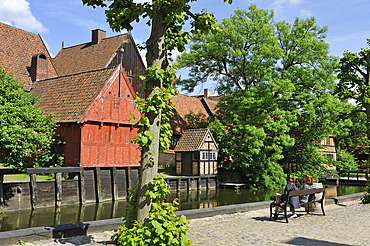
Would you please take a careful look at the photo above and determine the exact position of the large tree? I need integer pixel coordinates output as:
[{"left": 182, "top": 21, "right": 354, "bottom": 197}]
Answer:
[
  {"left": 335, "top": 40, "right": 370, "bottom": 166},
  {"left": 0, "top": 67, "right": 58, "bottom": 169},
  {"left": 178, "top": 5, "right": 341, "bottom": 187},
  {"left": 82, "top": 0, "right": 232, "bottom": 223}
]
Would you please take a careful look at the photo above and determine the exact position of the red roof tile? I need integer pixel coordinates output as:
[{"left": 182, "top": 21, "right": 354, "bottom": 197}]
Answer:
[
  {"left": 172, "top": 94, "right": 209, "bottom": 118},
  {"left": 53, "top": 34, "right": 127, "bottom": 76},
  {"left": 0, "top": 22, "right": 57, "bottom": 90},
  {"left": 31, "top": 67, "right": 116, "bottom": 123},
  {"left": 174, "top": 129, "right": 210, "bottom": 152}
]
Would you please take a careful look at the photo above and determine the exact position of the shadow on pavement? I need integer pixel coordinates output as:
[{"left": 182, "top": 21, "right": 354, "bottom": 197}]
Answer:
[{"left": 285, "top": 237, "right": 353, "bottom": 246}]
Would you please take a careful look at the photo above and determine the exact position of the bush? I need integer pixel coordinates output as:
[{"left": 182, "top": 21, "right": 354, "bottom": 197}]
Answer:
[
  {"left": 361, "top": 185, "right": 370, "bottom": 204},
  {"left": 111, "top": 174, "right": 191, "bottom": 246}
]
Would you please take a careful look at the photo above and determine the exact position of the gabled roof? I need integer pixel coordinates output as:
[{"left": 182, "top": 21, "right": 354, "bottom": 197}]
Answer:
[
  {"left": 0, "top": 22, "right": 57, "bottom": 90},
  {"left": 172, "top": 94, "right": 210, "bottom": 118},
  {"left": 175, "top": 129, "right": 216, "bottom": 152},
  {"left": 170, "top": 94, "right": 218, "bottom": 135},
  {"left": 31, "top": 67, "right": 116, "bottom": 123},
  {"left": 53, "top": 33, "right": 128, "bottom": 76}
]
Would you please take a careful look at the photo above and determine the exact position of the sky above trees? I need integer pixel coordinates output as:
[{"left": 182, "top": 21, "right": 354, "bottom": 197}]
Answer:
[{"left": 1, "top": 0, "right": 370, "bottom": 95}]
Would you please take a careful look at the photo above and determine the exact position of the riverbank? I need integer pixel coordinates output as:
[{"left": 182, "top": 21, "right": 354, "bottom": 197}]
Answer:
[{"left": 0, "top": 192, "right": 365, "bottom": 245}]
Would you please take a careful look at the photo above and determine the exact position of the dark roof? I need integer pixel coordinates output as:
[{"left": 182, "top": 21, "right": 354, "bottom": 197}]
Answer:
[
  {"left": 53, "top": 34, "right": 127, "bottom": 76},
  {"left": 0, "top": 22, "right": 57, "bottom": 90},
  {"left": 174, "top": 129, "right": 210, "bottom": 152},
  {"left": 31, "top": 67, "right": 116, "bottom": 123}
]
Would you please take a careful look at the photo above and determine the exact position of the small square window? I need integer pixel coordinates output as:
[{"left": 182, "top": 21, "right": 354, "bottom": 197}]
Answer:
[
  {"left": 193, "top": 153, "right": 198, "bottom": 160},
  {"left": 210, "top": 152, "right": 217, "bottom": 160},
  {"left": 327, "top": 154, "right": 333, "bottom": 159},
  {"left": 201, "top": 152, "right": 208, "bottom": 160}
]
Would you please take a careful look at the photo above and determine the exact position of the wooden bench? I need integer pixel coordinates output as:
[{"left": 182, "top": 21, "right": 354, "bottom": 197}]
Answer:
[{"left": 269, "top": 187, "right": 326, "bottom": 223}]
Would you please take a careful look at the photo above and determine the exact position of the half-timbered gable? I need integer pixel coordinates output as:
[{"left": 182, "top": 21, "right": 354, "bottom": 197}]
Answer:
[{"left": 174, "top": 129, "right": 218, "bottom": 176}]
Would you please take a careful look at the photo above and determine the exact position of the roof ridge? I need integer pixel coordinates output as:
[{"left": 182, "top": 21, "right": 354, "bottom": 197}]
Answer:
[
  {"left": 0, "top": 21, "right": 39, "bottom": 36},
  {"left": 58, "top": 33, "right": 127, "bottom": 50},
  {"left": 35, "top": 66, "right": 117, "bottom": 83},
  {"left": 184, "top": 128, "right": 208, "bottom": 132}
]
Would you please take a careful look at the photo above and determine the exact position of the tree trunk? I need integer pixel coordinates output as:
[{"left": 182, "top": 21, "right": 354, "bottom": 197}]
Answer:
[{"left": 135, "top": 5, "right": 167, "bottom": 224}]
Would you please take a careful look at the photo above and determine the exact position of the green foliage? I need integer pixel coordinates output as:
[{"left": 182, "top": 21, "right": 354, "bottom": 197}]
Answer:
[
  {"left": 0, "top": 66, "right": 58, "bottom": 169},
  {"left": 209, "top": 89, "right": 293, "bottom": 189},
  {"left": 17, "top": 239, "right": 25, "bottom": 245},
  {"left": 130, "top": 65, "right": 179, "bottom": 153},
  {"left": 335, "top": 39, "right": 370, "bottom": 159},
  {"left": 361, "top": 185, "right": 370, "bottom": 204},
  {"left": 34, "top": 134, "right": 65, "bottom": 168},
  {"left": 179, "top": 5, "right": 343, "bottom": 188},
  {"left": 82, "top": 0, "right": 231, "bottom": 53},
  {"left": 184, "top": 111, "right": 209, "bottom": 129},
  {"left": 332, "top": 150, "right": 358, "bottom": 172},
  {"left": 112, "top": 175, "right": 190, "bottom": 246}
]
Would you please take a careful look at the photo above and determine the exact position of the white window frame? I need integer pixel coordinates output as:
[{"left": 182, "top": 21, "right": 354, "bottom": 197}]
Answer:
[
  {"left": 210, "top": 151, "right": 217, "bottom": 160},
  {"left": 201, "top": 151, "right": 208, "bottom": 160}
]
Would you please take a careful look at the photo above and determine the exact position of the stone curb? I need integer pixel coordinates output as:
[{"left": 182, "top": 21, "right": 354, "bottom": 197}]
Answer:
[{"left": 0, "top": 192, "right": 365, "bottom": 245}]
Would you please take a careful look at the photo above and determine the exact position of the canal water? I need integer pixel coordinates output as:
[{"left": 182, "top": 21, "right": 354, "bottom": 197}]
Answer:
[{"left": 0, "top": 185, "right": 364, "bottom": 232}]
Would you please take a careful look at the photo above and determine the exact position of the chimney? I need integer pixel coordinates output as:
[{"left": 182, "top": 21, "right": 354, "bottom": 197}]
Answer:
[
  {"left": 30, "top": 53, "right": 49, "bottom": 83},
  {"left": 204, "top": 89, "right": 211, "bottom": 99},
  {"left": 92, "top": 29, "right": 106, "bottom": 44}
]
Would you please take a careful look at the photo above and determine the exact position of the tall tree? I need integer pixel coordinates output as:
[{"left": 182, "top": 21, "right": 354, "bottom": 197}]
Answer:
[
  {"left": 82, "top": 0, "right": 232, "bottom": 223},
  {"left": 335, "top": 40, "right": 370, "bottom": 166},
  {"left": 179, "top": 5, "right": 340, "bottom": 187},
  {"left": 0, "top": 67, "right": 58, "bottom": 169}
]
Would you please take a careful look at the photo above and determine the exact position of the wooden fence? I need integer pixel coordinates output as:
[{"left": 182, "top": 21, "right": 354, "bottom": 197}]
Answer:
[{"left": 0, "top": 168, "right": 217, "bottom": 211}]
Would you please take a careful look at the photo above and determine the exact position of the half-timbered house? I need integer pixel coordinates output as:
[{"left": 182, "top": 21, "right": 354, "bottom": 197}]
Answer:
[{"left": 174, "top": 129, "right": 218, "bottom": 175}]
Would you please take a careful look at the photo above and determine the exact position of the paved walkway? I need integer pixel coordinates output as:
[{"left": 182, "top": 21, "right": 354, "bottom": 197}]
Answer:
[{"left": 10, "top": 199, "right": 370, "bottom": 245}]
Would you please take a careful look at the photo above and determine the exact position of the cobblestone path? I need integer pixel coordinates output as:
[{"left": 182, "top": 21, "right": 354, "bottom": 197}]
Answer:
[{"left": 11, "top": 200, "right": 370, "bottom": 246}]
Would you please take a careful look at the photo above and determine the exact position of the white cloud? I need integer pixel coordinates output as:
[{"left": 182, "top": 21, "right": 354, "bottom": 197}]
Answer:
[
  {"left": 0, "top": 0, "right": 48, "bottom": 33},
  {"left": 299, "top": 9, "right": 312, "bottom": 18},
  {"left": 269, "top": 0, "right": 303, "bottom": 14}
]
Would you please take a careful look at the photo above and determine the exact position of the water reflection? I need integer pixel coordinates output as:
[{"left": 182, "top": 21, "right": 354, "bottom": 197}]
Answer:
[
  {"left": 0, "top": 184, "right": 364, "bottom": 232},
  {"left": 0, "top": 201, "right": 126, "bottom": 232}
]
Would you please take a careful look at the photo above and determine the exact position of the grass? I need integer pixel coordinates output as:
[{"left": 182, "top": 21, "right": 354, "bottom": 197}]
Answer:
[
  {"left": 0, "top": 163, "right": 62, "bottom": 182},
  {"left": 4, "top": 174, "right": 56, "bottom": 183}
]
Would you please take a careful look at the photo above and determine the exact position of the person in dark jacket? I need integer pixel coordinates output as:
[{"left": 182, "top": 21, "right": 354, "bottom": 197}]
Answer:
[{"left": 273, "top": 177, "right": 300, "bottom": 219}]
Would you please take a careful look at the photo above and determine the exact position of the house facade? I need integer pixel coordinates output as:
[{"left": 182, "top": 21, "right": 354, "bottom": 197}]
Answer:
[
  {"left": 1, "top": 24, "right": 143, "bottom": 168},
  {"left": 31, "top": 66, "right": 141, "bottom": 167},
  {"left": 158, "top": 89, "right": 218, "bottom": 168},
  {"left": 174, "top": 129, "right": 218, "bottom": 175}
]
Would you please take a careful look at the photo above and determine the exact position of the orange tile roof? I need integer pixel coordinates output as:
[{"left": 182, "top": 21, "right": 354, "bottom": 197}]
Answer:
[
  {"left": 172, "top": 94, "right": 209, "bottom": 118},
  {"left": 174, "top": 129, "right": 210, "bottom": 152},
  {"left": 31, "top": 67, "right": 116, "bottom": 123},
  {"left": 53, "top": 34, "right": 127, "bottom": 76},
  {"left": 0, "top": 22, "right": 57, "bottom": 90},
  {"left": 170, "top": 94, "right": 218, "bottom": 135}
]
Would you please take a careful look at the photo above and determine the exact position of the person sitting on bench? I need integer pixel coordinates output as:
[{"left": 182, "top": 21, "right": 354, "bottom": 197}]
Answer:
[
  {"left": 299, "top": 174, "right": 313, "bottom": 203},
  {"left": 273, "top": 177, "right": 300, "bottom": 219}
]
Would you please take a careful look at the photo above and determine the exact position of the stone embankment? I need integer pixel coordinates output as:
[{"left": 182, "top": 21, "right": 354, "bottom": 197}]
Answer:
[{"left": 4, "top": 193, "right": 370, "bottom": 245}]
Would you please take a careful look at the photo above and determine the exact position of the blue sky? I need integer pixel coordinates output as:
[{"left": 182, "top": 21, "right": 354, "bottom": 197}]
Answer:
[{"left": 1, "top": 0, "right": 370, "bottom": 95}]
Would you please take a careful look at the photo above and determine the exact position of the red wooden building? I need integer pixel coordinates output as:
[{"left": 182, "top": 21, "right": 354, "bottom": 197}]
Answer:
[{"left": 31, "top": 66, "right": 142, "bottom": 167}]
